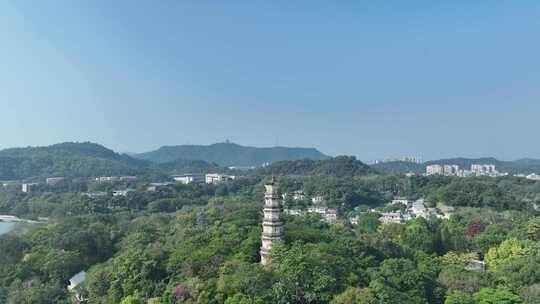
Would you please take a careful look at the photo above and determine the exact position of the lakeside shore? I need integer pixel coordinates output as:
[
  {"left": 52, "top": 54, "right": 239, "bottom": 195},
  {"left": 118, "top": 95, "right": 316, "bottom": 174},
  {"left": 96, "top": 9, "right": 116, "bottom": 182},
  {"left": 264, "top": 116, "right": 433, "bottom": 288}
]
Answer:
[{"left": 0, "top": 215, "right": 45, "bottom": 224}]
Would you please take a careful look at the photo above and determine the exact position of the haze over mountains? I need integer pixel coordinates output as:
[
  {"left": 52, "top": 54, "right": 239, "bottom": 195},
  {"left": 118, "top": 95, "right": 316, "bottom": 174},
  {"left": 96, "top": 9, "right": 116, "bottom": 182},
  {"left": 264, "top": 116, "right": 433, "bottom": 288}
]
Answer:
[
  {"left": 0, "top": 142, "right": 329, "bottom": 180},
  {"left": 1, "top": 141, "right": 539, "bottom": 180},
  {"left": 133, "top": 142, "right": 330, "bottom": 167}
]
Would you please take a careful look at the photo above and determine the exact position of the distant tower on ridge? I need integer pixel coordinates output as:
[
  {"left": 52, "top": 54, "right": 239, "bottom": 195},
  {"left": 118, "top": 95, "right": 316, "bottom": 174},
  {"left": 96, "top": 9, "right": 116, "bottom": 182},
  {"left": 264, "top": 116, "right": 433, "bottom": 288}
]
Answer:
[{"left": 260, "top": 177, "right": 284, "bottom": 266}]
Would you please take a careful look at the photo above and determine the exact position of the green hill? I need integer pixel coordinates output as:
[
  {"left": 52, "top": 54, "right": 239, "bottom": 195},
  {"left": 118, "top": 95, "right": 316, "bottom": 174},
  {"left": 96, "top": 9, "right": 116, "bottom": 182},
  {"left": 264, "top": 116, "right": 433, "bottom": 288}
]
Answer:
[
  {"left": 156, "top": 159, "right": 222, "bottom": 175},
  {"left": 134, "top": 142, "right": 330, "bottom": 167},
  {"left": 0, "top": 142, "right": 149, "bottom": 180},
  {"left": 370, "top": 161, "right": 425, "bottom": 175},
  {"left": 0, "top": 142, "right": 235, "bottom": 180},
  {"left": 255, "top": 156, "right": 375, "bottom": 177}
]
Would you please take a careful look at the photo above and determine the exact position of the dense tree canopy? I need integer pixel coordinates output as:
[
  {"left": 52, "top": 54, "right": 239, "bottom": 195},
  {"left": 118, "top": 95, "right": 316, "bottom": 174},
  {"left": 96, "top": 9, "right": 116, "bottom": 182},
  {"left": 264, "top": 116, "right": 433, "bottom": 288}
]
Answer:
[{"left": 0, "top": 157, "right": 539, "bottom": 303}]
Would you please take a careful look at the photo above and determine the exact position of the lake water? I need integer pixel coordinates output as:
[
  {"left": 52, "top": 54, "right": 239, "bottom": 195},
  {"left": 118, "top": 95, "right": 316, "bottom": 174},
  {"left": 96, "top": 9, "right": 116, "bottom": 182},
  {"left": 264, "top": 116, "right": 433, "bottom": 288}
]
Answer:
[{"left": 0, "top": 222, "right": 16, "bottom": 235}]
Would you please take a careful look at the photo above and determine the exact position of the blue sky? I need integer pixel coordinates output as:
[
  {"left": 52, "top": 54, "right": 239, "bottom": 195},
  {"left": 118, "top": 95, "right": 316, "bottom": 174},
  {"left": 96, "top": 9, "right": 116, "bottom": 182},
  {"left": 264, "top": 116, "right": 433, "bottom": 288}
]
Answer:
[{"left": 0, "top": 1, "right": 539, "bottom": 161}]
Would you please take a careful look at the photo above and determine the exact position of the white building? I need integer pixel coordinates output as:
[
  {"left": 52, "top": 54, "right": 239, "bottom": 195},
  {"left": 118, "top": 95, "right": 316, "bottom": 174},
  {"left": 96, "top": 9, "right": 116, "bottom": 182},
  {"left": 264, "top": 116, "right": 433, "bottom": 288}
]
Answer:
[
  {"left": 410, "top": 199, "right": 428, "bottom": 218},
  {"left": 1, "top": 180, "right": 19, "bottom": 187},
  {"left": 96, "top": 176, "right": 137, "bottom": 183},
  {"left": 465, "top": 259, "right": 486, "bottom": 272},
  {"left": 83, "top": 191, "right": 107, "bottom": 199},
  {"left": 471, "top": 164, "right": 497, "bottom": 176},
  {"left": 21, "top": 183, "right": 38, "bottom": 193},
  {"left": 147, "top": 182, "right": 174, "bottom": 191},
  {"left": 526, "top": 173, "right": 540, "bottom": 181},
  {"left": 391, "top": 197, "right": 409, "bottom": 205},
  {"left": 292, "top": 190, "right": 306, "bottom": 201},
  {"left": 284, "top": 209, "right": 303, "bottom": 216},
  {"left": 68, "top": 270, "right": 86, "bottom": 303},
  {"left": 307, "top": 206, "right": 337, "bottom": 222},
  {"left": 426, "top": 165, "right": 444, "bottom": 176},
  {"left": 426, "top": 164, "right": 460, "bottom": 176},
  {"left": 284, "top": 206, "right": 338, "bottom": 223},
  {"left": 379, "top": 212, "right": 402, "bottom": 224},
  {"left": 68, "top": 270, "right": 86, "bottom": 290},
  {"left": 312, "top": 195, "right": 325, "bottom": 204},
  {"left": 205, "top": 173, "right": 235, "bottom": 184},
  {"left": 376, "top": 157, "right": 423, "bottom": 164},
  {"left": 46, "top": 177, "right": 65, "bottom": 185},
  {"left": 402, "top": 213, "right": 413, "bottom": 221},
  {"left": 444, "top": 165, "right": 459, "bottom": 176},
  {"left": 112, "top": 189, "right": 135, "bottom": 197},
  {"left": 436, "top": 212, "right": 452, "bottom": 220},
  {"left": 457, "top": 170, "right": 473, "bottom": 177},
  {"left": 172, "top": 174, "right": 204, "bottom": 184},
  {"left": 324, "top": 208, "right": 338, "bottom": 222}
]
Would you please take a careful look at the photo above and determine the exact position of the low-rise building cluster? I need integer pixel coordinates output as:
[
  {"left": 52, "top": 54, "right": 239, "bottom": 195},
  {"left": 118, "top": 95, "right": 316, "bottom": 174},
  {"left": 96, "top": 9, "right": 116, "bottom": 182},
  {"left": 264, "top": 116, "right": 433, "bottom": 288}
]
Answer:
[
  {"left": 205, "top": 173, "right": 235, "bottom": 184},
  {"left": 391, "top": 197, "right": 409, "bottom": 205},
  {"left": 21, "top": 182, "right": 39, "bottom": 193},
  {"left": 83, "top": 191, "right": 107, "bottom": 199},
  {"left": 516, "top": 173, "right": 540, "bottom": 181},
  {"left": 172, "top": 174, "right": 204, "bottom": 184},
  {"left": 426, "top": 164, "right": 506, "bottom": 177},
  {"left": 282, "top": 192, "right": 337, "bottom": 222},
  {"left": 171, "top": 173, "right": 236, "bottom": 184},
  {"left": 1, "top": 180, "right": 19, "bottom": 187},
  {"left": 351, "top": 196, "right": 452, "bottom": 225},
  {"left": 112, "top": 189, "right": 135, "bottom": 197},
  {"left": 146, "top": 182, "right": 174, "bottom": 192},
  {"left": 287, "top": 190, "right": 305, "bottom": 201},
  {"left": 46, "top": 177, "right": 65, "bottom": 185},
  {"left": 95, "top": 176, "right": 137, "bottom": 183},
  {"left": 379, "top": 212, "right": 402, "bottom": 224},
  {"left": 285, "top": 206, "right": 338, "bottom": 223},
  {"left": 374, "top": 157, "right": 423, "bottom": 164},
  {"left": 282, "top": 191, "right": 326, "bottom": 204}
]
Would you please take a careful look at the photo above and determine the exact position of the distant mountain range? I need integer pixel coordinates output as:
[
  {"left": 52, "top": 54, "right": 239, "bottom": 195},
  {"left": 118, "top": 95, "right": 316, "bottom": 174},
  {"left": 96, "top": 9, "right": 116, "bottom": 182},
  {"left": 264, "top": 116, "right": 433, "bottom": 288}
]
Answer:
[
  {"left": 372, "top": 157, "right": 540, "bottom": 175},
  {"left": 133, "top": 142, "right": 330, "bottom": 167},
  {"left": 0, "top": 142, "right": 329, "bottom": 180},
  {"left": 2, "top": 142, "right": 538, "bottom": 180}
]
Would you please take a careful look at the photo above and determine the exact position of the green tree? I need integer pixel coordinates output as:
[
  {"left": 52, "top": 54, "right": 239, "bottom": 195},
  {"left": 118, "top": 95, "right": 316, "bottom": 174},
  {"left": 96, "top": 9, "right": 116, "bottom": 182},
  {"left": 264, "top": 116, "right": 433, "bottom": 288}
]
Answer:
[
  {"left": 355, "top": 213, "right": 380, "bottom": 233},
  {"left": 485, "top": 239, "right": 537, "bottom": 271},
  {"left": 330, "top": 287, "right": 376, "bottom": 304},
  {"left": 474, "top": 288, "right": 523, "bottom": 304},
  {"left": 402, "top": 219, "right": 435, "bottom": 253},
  {"left": 527, "top": 217, "right": 540, "bottom": 241},
  {"left": 445, "top": 290, "right": 475, "bottom": 304},
  {"left": 519, "top": 283, "right": 540, "bottom": 304},
  {"left": 271, "top": 242, "right": 344, "bottom": 303},
  {"left": 121, "top": 293, "right": 145, "bottom": 304},
  {"left": 216, "top": 260, "right": 272, "bottom": 302},
  {"left": 6, "top": 279, "right": 68, "bottom": 304}
]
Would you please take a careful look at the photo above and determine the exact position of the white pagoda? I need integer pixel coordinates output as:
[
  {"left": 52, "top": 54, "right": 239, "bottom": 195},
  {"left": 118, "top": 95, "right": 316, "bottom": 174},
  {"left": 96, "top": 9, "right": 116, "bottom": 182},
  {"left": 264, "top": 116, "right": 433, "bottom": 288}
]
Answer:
[{"left": 260, "top": 177, "right": 284, "bottom": 265}]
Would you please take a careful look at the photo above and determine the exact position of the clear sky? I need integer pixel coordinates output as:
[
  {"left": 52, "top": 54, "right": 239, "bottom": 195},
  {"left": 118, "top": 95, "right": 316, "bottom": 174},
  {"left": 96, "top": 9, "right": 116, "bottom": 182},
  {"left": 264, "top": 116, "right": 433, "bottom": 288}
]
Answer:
[{"left": 1, "top": 1, "right": 539, "bottom": 161}]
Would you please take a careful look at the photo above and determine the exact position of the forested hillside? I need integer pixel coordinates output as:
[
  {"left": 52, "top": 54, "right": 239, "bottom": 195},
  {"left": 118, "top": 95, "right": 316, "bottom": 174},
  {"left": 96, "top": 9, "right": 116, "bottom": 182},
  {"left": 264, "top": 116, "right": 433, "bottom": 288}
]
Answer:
[
  {"left": 156, "top": 159, "right": 223, "bottom": 175},
  {"left": 0, "top": 142, "right": 148, "bottom": 180},
  {"left": 0, "top": 142, "right": 229, "bottom": 180},
  {"left": 371, "top": 161, "right": 425, "bottom": 174},
  {"left": 256, "top": 156, "right": 375, "bottom": 177},
  {"left": 134, "top": 142, "right": 329, "bottom": 166}
]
